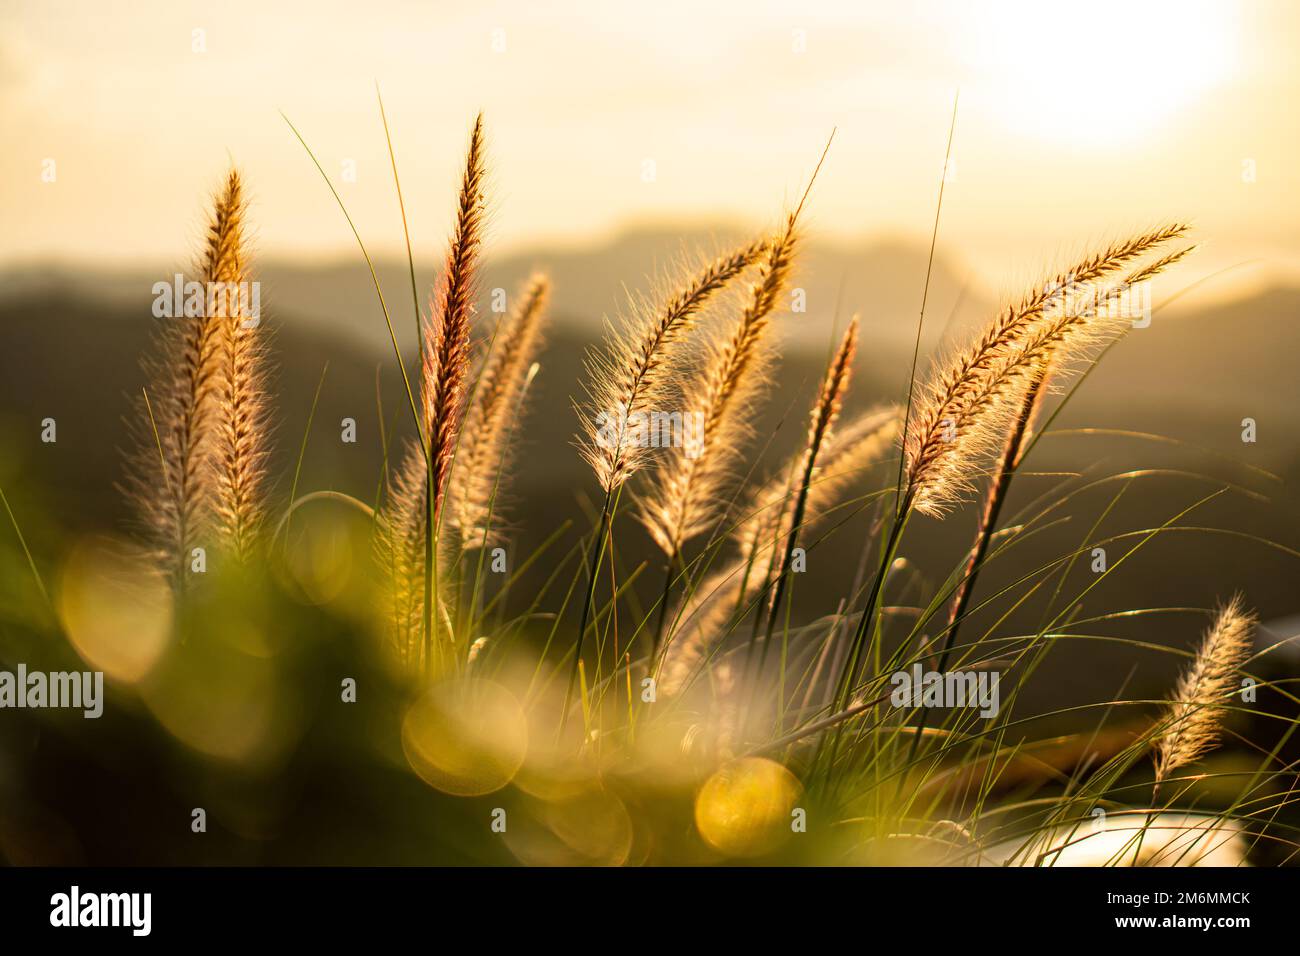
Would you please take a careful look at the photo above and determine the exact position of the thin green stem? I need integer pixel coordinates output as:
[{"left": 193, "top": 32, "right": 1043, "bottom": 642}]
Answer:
[
  {"left": 0, "top": 484, "right": 50, "bottom": 611},
  {"left": 562, "top": 484, "right": 616, "bottom": 734}
]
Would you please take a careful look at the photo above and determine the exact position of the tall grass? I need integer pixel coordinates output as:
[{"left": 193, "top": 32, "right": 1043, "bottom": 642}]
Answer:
[
  {"left": 64, "top": 111, "right": 1299, "bottom": 865},
  {"left": 125, "top": 169, "right": 268, "bottom": 581}
]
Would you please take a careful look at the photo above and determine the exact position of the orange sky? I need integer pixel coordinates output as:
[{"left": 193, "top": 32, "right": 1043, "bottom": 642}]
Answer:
[{"left": 3, "top": 0, "right": 1297, "bottom": 302}]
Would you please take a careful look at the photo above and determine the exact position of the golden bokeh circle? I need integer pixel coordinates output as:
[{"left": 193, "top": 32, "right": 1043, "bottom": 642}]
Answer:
[
  {"left": 402, "top": 678, "right": 528, "bottom": 796},
  {"left": 544, "top": 788, "right": 634, "bottom": 866},
  {"left": 282, "top": 509, "right": 357, "bottom": 606},
  {"left": 57, "top": 535, "right": 173, "bottom": 684},
  {"left": 694, "top": 757, "right": 802, "bottom": 858}
]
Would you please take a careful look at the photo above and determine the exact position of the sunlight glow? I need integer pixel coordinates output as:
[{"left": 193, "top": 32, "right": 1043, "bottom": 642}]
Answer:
[{"left": 963, "top": 0, "right": 1238, "bottom": 147}]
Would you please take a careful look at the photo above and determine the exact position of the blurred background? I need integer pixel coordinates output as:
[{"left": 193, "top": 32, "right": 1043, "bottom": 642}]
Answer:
[{"left": 1, "top": 0, "right": 1298, "bottom": 863}]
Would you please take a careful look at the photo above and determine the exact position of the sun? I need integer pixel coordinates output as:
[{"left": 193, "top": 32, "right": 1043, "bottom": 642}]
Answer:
[{"left": 961, "top": 0, "right": 1238, "bottom": 148}]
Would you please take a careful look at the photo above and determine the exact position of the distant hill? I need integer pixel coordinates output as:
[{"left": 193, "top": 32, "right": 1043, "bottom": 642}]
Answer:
[{"left": 0, "top": 226, "right": 987, "bottom": 358}]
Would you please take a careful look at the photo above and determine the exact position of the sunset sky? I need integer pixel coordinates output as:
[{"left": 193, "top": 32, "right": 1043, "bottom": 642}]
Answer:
[{"left": 3, "top": 0, "right": 1297, "bottom": 299}]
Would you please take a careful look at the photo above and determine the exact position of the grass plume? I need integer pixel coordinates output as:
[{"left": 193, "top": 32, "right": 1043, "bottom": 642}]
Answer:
[
  {"left": 453, "top": 273, "right": 550, "bottom": 549},
  {"left": 423, "top": 112, "right": 486, "bottom": 524},
  {"left": 211, "top": 171, "right": 271, "bottom": 562},
  {"left": 942, "top": 243, "right": 1197, "bottom": 652},
  {"left": 759, "top": 315, "right": 860, "bottom": 641},
  {"left": 577, "top": 239, "right": 766, "bottom": 494},
  {"left": 904, "top": 224, "right": 1191, "bottom": 517},
  {"left": 381, "top": 113, "right": 487, "bottom": 667},
  {"left": 1153, "top": 597, "right": 1256, "bottom": 792},
  {"left": 638, "top": 218, "right": 801, "bottom": 558},
  {"left": 125, "top": 168, "right": 248, "bottom": 583}
]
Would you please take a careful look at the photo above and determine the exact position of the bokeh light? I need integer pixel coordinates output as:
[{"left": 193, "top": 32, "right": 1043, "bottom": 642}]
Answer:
[
  {"left": 694, "top": 757, "right": 802, "bottom": 858},
  {"left": 402, "top": 678, "right": 528, "bottom": 796},
  {"left": 57, "top": 535, "right": 173, "bottom": 684}
]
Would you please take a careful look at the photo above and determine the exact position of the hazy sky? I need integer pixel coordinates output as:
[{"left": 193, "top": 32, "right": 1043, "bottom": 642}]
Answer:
[{"left": 3, "top": 0, "right": 1298, "bottom": 298}]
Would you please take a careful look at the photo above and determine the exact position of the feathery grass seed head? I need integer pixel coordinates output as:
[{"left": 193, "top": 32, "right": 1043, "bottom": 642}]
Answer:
[{"left": 1154, "top": 596, "right": 1255, "bottom": 786}]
